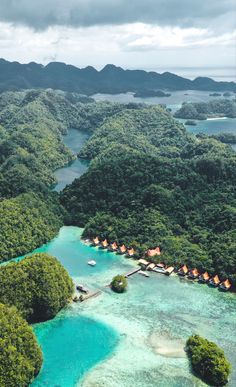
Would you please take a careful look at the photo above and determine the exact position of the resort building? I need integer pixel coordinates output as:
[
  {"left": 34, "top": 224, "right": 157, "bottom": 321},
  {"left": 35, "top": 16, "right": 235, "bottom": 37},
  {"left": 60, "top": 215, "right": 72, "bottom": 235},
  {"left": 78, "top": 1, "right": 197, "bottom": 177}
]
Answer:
[
  {"left": 219, "top": 279, "right": 231, "bottom": 291},
  {"left": 178, "top": 264, "right": 188, "bottom": 276},
  {"left": 101, "top": 239, "right": 108, "bottom": 249},
  {"left": 138, "top": 259, "right": 149, "bottom": 269},
  {"left": 147, "top": 263, "right": 156, "bottom": 271},
  {"left": 165, "top": 266, "right": 174, "bottom": 276},
  {"left": 109, "top": 242, "right": 118, "bottom": 251},
  {"left": 198, "top": 271, "right": 210, "bottom": 283},
  {"left": 188, "top": 268, "right": 199, "bottom": 279},
  {"left": 209, "top": 275, "right": 221, "bottom": 287},
  {"left": 92, "top": 237, "right": 100, "bottom": 246},
  {"left": 147, "top": 247, "right": 161, "bottom": 257},
  {"left": 127, "top": 248, "right": 135, "bottom": 257},
  {"left": 118, "top": 244, "right": 127, "bottom": 254}
]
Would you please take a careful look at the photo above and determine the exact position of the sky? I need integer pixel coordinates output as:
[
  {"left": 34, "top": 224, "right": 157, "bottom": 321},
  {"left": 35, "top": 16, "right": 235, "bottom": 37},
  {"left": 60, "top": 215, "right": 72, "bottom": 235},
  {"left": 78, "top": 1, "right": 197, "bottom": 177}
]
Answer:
[{"left": 0, "top": 0, "right": 235, "bottom": 77}]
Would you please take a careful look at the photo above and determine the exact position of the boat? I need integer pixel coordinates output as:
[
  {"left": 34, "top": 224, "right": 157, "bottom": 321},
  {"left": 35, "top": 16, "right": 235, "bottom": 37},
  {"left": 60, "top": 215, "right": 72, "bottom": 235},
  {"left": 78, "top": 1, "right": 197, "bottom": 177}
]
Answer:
[
  {"left": 208, "top": 275, "right": 220, "bottom": 287},
  {"left": 153, "top": 266, "right": 166, "bottom": 274},
  {"left": 198, "top": 271, "right": 210, "bottom": 283},
  {"left": 139, "top": 271, "right": 150, "bottom": 277},
  {"left": 188, "top": 268, "right": 199, "bottom": 280},
  {"left": 178, "top": 264, "right": 188, "bottom": 276},
  {"left": 219, "top": 279, "right": 231, "bottom": 291},
  {"left": 88, "top": 260, "right": 96, "bottom": 266},
  {"left": 76, "top": 284, "right": 89, "bottom": 294},
  {"left": 165, "top": 266, "right": 174, "bottom": 276}
]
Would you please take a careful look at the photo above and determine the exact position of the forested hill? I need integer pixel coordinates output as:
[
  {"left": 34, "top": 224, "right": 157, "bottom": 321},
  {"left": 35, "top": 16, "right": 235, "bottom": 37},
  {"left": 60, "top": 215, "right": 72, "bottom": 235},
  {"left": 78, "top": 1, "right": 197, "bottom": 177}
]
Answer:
[
  {"left": 61, "top": 105, "right": 236, "bottom": 287},
  {"left": 0, "top": 89, "right": 144, "bottom": 262},
  {"left": 0, "top": 58, "right": 236, "bottom": 94}
]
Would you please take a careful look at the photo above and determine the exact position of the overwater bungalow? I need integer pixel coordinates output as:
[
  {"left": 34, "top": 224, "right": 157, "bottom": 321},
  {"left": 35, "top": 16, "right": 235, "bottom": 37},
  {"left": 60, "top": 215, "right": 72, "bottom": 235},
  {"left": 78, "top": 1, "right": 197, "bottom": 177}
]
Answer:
[
  {"left": 219, "top": 279, "right": 232, "bottom": 291},
  {"left": 156, "top": 262, "right": 165, "bottom": 269},
  {"left": 101, "top": 239, "right": 108, "bottom": 249},
  {"left": 92, "top": 236, "right": 100, "bottom": 246},
  {"left": 165, "top": 266, "right": 174, "bottom": 276},
  {"left": 138, "top": 258, "right": 149, "bottom": 269},
  {"left": 109, "top": 242, "right": 118, "bottom": 251},
  {"left": 198, "top": 271, "right": 210, "bottom": 283},
  {"left": 147, "top": 247, "right": 161, "bottom": 257},
  {"left": 188, "top": 268, "right": 199, "bottom": 280},
  {"left": 126, "top": 248, "right": 135, "bottom": 257},
  {"left": 209, "top": 275, "right": 220, "bottom": 287},
  {"left": 178, "top": 265, "right": 188, "bottom": 276},
  {"left": 147, "top": 263, "right": 156, "bottom": 271},
  {"left": 118, "top": 244, "right": 127, "bottom": 254}
]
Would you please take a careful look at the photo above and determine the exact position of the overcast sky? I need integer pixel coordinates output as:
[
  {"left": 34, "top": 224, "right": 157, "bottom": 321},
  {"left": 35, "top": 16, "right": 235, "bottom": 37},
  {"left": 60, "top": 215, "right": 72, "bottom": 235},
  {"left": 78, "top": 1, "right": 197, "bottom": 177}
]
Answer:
[{"left": 0, "top": 0, "right": 235, "bottom": 77}]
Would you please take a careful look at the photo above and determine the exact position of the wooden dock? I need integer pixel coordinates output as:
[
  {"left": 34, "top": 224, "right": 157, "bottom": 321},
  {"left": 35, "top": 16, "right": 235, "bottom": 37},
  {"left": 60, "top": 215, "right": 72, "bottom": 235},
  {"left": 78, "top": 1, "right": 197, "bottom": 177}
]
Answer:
[
  {"left": 80, "top": 290, "right": 102, "bottom": 302},
  {"left": 124, "top": 267, "right": 141, "bottom": 278}
]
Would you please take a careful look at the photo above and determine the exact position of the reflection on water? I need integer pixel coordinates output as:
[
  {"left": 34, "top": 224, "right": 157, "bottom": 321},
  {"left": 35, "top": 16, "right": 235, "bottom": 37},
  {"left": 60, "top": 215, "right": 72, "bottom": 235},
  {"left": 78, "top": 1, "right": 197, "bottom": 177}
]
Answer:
[{"left": 54, "top": 129, "right": 89, "bottom": 192}]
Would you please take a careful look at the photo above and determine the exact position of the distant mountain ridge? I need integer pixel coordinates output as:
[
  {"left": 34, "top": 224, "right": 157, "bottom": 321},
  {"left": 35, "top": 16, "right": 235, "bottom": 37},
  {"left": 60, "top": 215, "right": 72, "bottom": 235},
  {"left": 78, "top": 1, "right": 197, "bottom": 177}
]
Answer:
[{"left": 0, "top": 58, "right": 235, "bottom": 95}]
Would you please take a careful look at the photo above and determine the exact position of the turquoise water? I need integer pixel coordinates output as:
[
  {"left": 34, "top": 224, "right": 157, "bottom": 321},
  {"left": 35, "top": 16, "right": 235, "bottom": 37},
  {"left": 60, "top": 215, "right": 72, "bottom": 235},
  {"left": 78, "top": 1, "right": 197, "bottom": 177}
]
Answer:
[
  {"left": 54, "top": 129, "right": 89, "bottom": 192},
  {"left": 27, "top": 227, "right": 236, "bottom": 387},
  {"left": 184, "top": 117, "right": 236, "bottom": 136},
  {"left": 32, "top": 312, "right": 118, "bottom": 387}
]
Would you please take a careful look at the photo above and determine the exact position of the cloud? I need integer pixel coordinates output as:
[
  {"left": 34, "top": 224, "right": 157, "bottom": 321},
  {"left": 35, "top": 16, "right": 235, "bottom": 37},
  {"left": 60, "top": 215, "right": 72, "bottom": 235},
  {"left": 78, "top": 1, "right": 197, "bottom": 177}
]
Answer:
[{"left": 1, "top": 0, "right": 235, "bottom": 31}]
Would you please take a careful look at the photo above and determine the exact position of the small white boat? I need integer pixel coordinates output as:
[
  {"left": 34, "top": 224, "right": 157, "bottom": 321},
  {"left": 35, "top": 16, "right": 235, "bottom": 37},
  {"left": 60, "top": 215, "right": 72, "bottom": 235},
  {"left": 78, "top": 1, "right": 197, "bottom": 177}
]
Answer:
[
  {"left": 88, "top": 260, "right": 96, "bottom": 266},
  {"left": 139, "top": 270, "right": 150, "bottom": 277},
  {"left": 153, "top": 267, "right": 166, "bottom": 274}
]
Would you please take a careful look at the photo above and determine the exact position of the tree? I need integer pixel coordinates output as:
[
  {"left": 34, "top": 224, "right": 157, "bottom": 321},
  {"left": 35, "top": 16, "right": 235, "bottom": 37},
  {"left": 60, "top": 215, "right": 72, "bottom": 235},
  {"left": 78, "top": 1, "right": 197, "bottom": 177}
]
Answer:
[
  {"left": 0, "top": 303, "right": 42, "bottom": 387},
  {"left": 111, "top": 275, "right": 128, "bottom": 293},
  {"left": 186, "top": 335, "right": 231, "bottom": 386},
  {"left": 0, "top": 253, "right": 74, "bottom": 322}
]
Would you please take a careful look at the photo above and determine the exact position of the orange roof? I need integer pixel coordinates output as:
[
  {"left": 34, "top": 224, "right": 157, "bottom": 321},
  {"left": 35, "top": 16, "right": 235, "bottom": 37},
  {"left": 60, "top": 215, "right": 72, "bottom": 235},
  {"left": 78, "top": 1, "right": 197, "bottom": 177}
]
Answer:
[
  {"left": 212, "top": 275, "right": 220, "bottom": 284},
  {"left": 190, "top": 268, "right": 199, "bottom": 276},
  {"left": 165, "top": 266, "right": 174, "bottom": 273},
  {"left": 202, "top": 271, "right": 210, "bottom": 280},
  {"left": 147, "top": 247, "right": 161, "bottom": 257},
  {"left": 101, "top": 239, "right": 108, "bottom": 247},
  {"left": 120, "top": 245, "right": 126, "bottom": 253},
  {"left": 156, "top": 263, "right": 165, "bottom": 268},
  {"left": 93, "top": 237, "right": 99, "bottom": 244},
  {"left": 111, "top": 242, "right": 118, "bottom": 249},
  {"left": 127, "top": 248, "right": 134, "bottom": 255},
  {"left": 221, "top": 279, "right": 231, "bottom": 289},
  {"left": 179, "top": 265, "right": 188, "bottom": 274}
]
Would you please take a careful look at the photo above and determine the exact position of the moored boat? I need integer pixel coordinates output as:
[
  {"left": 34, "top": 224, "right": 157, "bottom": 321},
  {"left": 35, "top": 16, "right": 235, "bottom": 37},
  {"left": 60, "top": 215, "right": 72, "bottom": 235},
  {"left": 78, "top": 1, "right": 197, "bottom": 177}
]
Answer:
[
  {"left": 76, "top": 284, "right": 89, "bottom": 294},
  {"left": 219, "top": 279, "right": 231, "bottom": 291},
  {"left": 153, "top": 266, "right": 166, "bottom": 274},
  {"left": 139, "top": 270, "right": 150, "bottom": 277},
  {"left": 88, "top": 260, "right": 96, "bottom": 266}
]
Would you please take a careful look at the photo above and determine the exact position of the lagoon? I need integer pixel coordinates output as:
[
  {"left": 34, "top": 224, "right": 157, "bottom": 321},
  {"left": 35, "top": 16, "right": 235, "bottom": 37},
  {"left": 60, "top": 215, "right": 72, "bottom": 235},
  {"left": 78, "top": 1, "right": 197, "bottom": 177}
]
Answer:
[{"left": 29, "top": 227, "right": 236, "bottom": 387}]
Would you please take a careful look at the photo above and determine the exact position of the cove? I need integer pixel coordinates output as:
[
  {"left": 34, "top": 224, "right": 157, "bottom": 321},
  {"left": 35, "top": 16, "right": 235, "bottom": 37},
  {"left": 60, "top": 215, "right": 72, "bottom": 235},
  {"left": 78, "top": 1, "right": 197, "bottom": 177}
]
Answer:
[
  {"left": 54, "top": 128, "right": 90, "bottom": 192},
  {"left": 28, "top": 226, "right": 236, "bottom": 387}
]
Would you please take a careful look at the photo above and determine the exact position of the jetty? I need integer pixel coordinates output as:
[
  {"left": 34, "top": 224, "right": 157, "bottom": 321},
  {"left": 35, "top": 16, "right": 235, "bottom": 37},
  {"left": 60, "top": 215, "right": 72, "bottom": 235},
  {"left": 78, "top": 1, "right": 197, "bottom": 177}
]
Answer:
[
  {"left": 124, "top": 267, "right": 141, "bottom": 278},
  {"left": 79, "top": 290, "right": 102, "bottom": 302}
]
